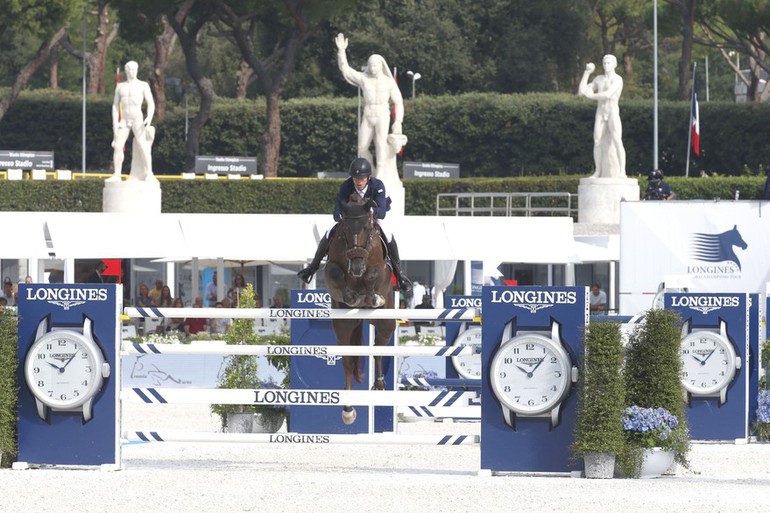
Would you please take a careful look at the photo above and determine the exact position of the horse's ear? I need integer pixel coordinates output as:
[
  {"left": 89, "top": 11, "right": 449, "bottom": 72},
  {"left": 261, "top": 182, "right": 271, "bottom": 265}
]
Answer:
[{"left": 364, "top": 199, "right": 374, "bottom": 211}]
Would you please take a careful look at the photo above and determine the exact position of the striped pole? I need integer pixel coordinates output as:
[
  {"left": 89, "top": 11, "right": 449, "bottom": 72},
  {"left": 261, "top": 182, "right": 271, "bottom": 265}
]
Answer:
[
  {"left": 124, "top": 431, "right": 479, "bottom": 445},
  {"left": 124, "top": 306, "right": 479, "bottom": 322},
  {"left": 399, "top": 377, "right": 481, "bottom": 388},
  {"left": 124, "top": 388, "right": 479, "bottom": 407},
  {"left": 123, "top": 343, "right": 476, "bottom": 357}
]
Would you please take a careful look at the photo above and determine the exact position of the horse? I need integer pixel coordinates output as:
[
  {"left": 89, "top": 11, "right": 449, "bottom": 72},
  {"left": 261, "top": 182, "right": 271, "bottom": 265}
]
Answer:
[{"left": 324, "top": 193, "right": 396, "bottom": 425}]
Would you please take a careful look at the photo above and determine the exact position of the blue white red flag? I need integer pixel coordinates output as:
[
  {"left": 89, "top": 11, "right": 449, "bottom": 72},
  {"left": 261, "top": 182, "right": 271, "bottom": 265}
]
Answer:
[{"left": 691, "top": 70, "right": 700, "bottom": 158}]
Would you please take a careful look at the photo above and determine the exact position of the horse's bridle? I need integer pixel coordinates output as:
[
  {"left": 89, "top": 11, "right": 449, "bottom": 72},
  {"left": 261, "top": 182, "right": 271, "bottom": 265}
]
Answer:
[{"left": 340, "top": 211, "right": 375, "bottom": 274}]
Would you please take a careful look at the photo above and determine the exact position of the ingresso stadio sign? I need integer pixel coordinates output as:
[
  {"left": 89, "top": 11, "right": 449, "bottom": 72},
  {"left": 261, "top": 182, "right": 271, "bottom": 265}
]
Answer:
[
  {"left": 0, "top": 150, "right": 54, "bottom": 170},
  {"left": 194, "top": 155, "right": 257, "bottom": 174},
  {"left": 403, "top": 161, "right": 460, "bottom": 179}
]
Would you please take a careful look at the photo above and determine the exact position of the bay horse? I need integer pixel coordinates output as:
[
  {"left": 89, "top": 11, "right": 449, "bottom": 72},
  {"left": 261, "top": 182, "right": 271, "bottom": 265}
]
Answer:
[{"left": 324, "top": 193, "right": 396, "bottom": 424}]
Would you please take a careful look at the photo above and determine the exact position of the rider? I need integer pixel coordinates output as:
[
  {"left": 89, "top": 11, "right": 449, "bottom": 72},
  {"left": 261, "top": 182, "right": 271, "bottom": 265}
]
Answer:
[{"left": 297, "top": 157, "right": 412, "bottom": 293}]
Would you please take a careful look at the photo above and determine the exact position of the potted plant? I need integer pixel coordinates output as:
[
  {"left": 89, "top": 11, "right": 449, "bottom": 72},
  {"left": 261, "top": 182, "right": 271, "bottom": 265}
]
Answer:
[
  {"left": 210, "top": 284, "right": 288, "bottom": 433},
  {"left": 621, "top": 308, "right": 691, "bottom": 477},
  {"left": 622, "top": 405, "right": 688, "bottom": 478},
  {"left": 571, "top": 320, "right": 626, "bottom": 478}
]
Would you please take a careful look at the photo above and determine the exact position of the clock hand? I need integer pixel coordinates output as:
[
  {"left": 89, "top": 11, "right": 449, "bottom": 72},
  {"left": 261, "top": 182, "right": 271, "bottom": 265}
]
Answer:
[
  {"left": 60, "top": 350, "right": 80, "bottom": 372},
  {"left": 513, "top": 364, "right": 529, "bottom": 374},
  {"left": 690, "top": 354, "right": 704, "bottom": 364},
  {"left": 701, "top": 349, "right": 717, "bottom": 365},
  {"left": 528, "top": 357, "right": 546, "bottom": 376},
  {"left": 48, "top": 362, "right": 62, "bottom": 371}
]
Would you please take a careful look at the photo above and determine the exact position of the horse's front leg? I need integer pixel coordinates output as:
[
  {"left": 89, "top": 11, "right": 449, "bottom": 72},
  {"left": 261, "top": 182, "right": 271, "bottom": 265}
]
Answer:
[
  {"left": 341, "top": 355, "right": 357, "bottom": 425},
  {"left": 362, "top": 268, "right": 386, "bottom": 308},
  {"left": 372, "top": 355, "right": 386, "bottom": 390}
]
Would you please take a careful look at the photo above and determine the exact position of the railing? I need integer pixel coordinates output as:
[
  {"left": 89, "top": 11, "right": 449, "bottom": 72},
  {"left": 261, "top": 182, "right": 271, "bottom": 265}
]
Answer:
[{"left": 436, "top": 192, "right": 576, "bottom": 217}]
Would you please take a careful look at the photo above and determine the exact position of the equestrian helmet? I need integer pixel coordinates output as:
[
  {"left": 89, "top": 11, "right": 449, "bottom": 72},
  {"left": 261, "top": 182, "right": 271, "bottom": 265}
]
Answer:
[{"left": 349, "top": 158, "right": 372, "bottom": 177}]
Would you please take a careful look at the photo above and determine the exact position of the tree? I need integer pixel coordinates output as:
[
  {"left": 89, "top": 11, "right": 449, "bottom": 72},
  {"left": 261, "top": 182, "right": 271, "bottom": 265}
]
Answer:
[
  {"left": 0, "top": 0, "right": 84, "bottom": 121},
  {"left": 60, "top": 1, "right": 120, "bottom": 95},
  {"left": 699, "top": 0, "right": 770, "bottom": 102},
  {"left": 667, "top": 0, "right": 699, "bottom": 100},
  {"left": 213, "top": 0, "right": 353, "bottom": 177}
]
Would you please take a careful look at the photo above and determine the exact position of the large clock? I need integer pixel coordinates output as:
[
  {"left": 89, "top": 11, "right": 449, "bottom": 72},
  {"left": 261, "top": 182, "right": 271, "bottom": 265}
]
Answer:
[
  {"left": 451, "top": 323, "right": 482, "bottom": 379},
  {"left": 679, "top": 320, "right": 740, "bottom": 406},
  {"left": 490, "top": 321, "right": 578, "bottom": 429},
  {"left": 24, "top": 316, "right": 110, "bottom": 423}
]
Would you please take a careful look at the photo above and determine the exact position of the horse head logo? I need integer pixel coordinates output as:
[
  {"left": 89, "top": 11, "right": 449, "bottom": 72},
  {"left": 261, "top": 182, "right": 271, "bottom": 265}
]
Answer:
[{"left": 691, "top": 225, "right": 748, "bottom": 270}]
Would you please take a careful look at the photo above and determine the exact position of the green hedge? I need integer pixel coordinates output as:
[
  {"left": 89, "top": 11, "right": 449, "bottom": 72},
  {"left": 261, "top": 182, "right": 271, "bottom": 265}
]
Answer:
[
  {"left": 0, "top": 175, "right": 765, "bottom": 216},
  {"left": 2, "top": 90, "right": 770, "bottom": 178},
  {"left": 0, "top": 311, "right": 18, "bottom": 467}
]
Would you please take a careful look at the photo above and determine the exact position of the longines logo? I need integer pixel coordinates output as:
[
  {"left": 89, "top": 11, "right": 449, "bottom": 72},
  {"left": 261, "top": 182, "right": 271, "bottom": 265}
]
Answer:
[
  {"left": 490, "top": 289, "right": 577, "bottom": 314},
  {"left": 671, "top": 295, "right": 740, "bottom": 314},
  {"left": 449, "top": 297, "right": 482, "bottom": 308},
  {"left": 25, "top": 288, "right": 107, "bottom": 310},
  {"left": 294, "top": 291, "right": 332, "bottom": 308},
  {"left": 687, "top": 225, "right": 747, "bottom": 278}
]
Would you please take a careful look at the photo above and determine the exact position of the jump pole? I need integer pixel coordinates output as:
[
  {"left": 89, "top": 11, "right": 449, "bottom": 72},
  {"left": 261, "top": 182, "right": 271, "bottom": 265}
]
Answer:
[
  {"left": 123, "top": 307, "right": 480, "bottom": 322},
  {"left": 124, "top": 431, "right": 479, "bottom": 445}
]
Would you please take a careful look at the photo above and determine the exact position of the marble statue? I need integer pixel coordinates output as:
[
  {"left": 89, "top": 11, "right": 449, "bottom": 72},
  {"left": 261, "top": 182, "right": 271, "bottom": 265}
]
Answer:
[
  {"left": 335, "top": 33, "right": 406, "bottom": 185},
  {"left": 578, "top": 55, "right": 626, "bottom": 178},
  {"left": 108, "top": 60, "right": 156, "bottom": 182}
]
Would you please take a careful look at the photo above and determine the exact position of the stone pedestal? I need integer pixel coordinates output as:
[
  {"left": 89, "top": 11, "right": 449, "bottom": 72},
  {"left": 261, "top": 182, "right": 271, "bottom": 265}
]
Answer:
[
  {"left": 103, "top": 179, "right": 162, "bottom": 214},
  {"left": 578, "top": 177, "right": 639, "bottom": 225}
]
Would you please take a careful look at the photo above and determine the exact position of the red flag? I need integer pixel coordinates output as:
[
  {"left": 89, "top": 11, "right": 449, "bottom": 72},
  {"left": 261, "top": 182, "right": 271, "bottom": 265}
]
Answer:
[
  {"left": 102, "top": 259, "right": 122, "bottom": 283},
  {"left": 691, "top": 70, "right": 700, "bottom": 157}
]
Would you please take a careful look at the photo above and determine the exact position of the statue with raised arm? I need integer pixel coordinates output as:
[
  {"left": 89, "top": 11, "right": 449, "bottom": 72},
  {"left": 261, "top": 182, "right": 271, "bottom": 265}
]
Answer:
[
  {"left": 578, "top": 55, "right": 626, "bottom": 178},
  {"left": 108, "top": 60, "right": 156, "bottom": 182},
  {"left": 335, "top": 33, "right": 406, "bottom": 185}
]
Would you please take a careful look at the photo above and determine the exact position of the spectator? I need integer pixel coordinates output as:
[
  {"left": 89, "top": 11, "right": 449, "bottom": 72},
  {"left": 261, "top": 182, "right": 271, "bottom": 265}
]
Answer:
[
  {"left": 2, "top": 277, "right": 16, "bottom": 306},
  {"left": 148, "top": 278, "right": 164, "bottom": 303},
  {"left": 24, "top": 275, "right": 33, "bottom": 284},
  {"left": 228, "top": 273, "right": 247, "bottom": 305},
  {"left": 163, "top": 297, "right": 186, "bottom": 334},
  {"left": 86, "top": 261, "right": 106, "bottom": 283},
  {"left": 0, "top": 297, "right": 7, "bottom": 311},
  {"left": 271, "top": 294, "right": 285, "bottom": 308},
  {"left": 157, "top": 285, "right": 174, "bottom": 307},
  {"left": 184, "top": 296, "right": 207, "bottom": 337},
  {"left": 590, "top": 283, "right": 607, "bottom": 314},
  {"left": 209, "top": 301, "right": 232, "bottom": 335},
  {"left": 414, "top": 294, "right": 435, "bottom": 332},
  {"left": 135, "top": 283, "right": 153, "bottom": 307},
  {"left": 205, "top": 271, "right": 219, "bottom": 307}
]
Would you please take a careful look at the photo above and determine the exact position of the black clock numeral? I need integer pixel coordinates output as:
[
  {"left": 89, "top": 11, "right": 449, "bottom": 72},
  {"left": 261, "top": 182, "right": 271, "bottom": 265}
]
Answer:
[
  {"left": 527, "top": 399, "right": 535, "bottom": 406},
  {"left": 37, "top": 380, "right": 45, "bottom": 387},
  {"left": 85, "top": 366, "right": 92, "bottom": 373},
  {"left": 46, "top": 343, "right": 53, "bottom": 350},
  {"left": 550, "top": 385, "right": 557, "bottom": 391},
  {"left": 73, "top": 390, "right": 80, "bottom": 397},
  {"left": 512, "top": 348, "right": 520, "bottom": 354},
  {"left": 81, "top": 353, "right": 88, "bottom": 359},
  {"left": 498, "top": 371, "right": 507, "bottom": 379},
  {"left": 60, "top": 393, "right": 67, "bottom": 400},
  {"left": 554, "top": 371, "right": 562, "bottom": 378},
  {"left": 37, "top": 354, "right": 46, "bottom": 360},
  {"left": 550, "top": 357, "right": 557, "bottom": 363},
  {"left": 681, "top": 349, "right": 690, "bottom": 354},
  {"left": 34, "top": 367, "right": 40, "bottom": 374},
  {"left": 541, "top": 396, "right": 548, "bottom": 403},
  {"left": 525, "top": 343, "right": 534, "bottom": 350},
  {"left": 503, "top": 357, "right": 512, "bottom": 364},
  {"left": 700, "top": 382, "right": 707, "bottom": 388},
  {"left": 81, "top": 380, "right": 88, "bottom": 386}
]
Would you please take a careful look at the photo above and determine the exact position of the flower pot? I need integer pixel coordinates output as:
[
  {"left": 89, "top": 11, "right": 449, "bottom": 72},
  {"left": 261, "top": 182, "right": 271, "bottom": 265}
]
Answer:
[
  {"left": 226, "top": 412, "right": 255, "bottom": 433},
  {"left": 640, "top": 447, "right": 675, "bottom": 479},
  {"left": 583, "top": 452, "right": 615, "bottom": 479},
  {"left": 252, "top": 412, "right": 286, "bottom": 433}
]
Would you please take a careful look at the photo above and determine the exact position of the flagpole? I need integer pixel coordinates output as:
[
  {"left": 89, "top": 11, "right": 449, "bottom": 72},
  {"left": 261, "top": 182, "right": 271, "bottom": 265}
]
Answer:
[{"left": 685, "top": 62, "right": 696, "bottom": 178}]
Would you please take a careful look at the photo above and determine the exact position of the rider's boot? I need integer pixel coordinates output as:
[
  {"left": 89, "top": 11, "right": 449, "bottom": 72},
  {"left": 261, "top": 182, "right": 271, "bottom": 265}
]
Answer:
[
  {"left": 297, "top": 234, "right": 330, "bottom": 284},
  {"left": 386, "top": 237, "right": 412, "bottom": 293}
]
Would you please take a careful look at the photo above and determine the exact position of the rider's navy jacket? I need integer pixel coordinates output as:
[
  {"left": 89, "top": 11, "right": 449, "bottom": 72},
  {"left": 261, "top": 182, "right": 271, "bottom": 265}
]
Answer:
[{"left": 333, "top": 176, "right": 390, "bottom": 222}]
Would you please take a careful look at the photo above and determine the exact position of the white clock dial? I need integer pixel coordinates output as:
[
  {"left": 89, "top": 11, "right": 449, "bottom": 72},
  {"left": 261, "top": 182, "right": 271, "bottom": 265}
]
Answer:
[
  {"left": 491, "top": 334, "right": 572, "bottom": 416},
  {"left": 451, "top": 326, "right": 482, "bottom": 379},
  {"left": 679, "top": 331, "right": 737, "bottom": 396},
  {"left": 25, "top": 330, "right": 102, "bottom": 410}
]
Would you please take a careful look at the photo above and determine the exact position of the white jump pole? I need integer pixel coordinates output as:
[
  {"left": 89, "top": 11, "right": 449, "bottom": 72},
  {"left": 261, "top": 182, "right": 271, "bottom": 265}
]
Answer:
[
  {"left": 124, "top": 307, "right": 479, "bottom": 322},
  {"left": 123, "top": 343, "right": 476, "bottom": 357},
  {"left": 124, "top": 431, "right": 479, "bottom": 445}
]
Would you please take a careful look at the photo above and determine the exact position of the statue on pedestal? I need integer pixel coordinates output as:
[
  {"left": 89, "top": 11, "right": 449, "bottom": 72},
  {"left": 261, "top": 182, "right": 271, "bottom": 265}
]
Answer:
[
  {"left": 108, "top": 60, "right": 156, "bottom": 182},
  {"left": 335, "top": 33, "right": 406, "bottom": 186},
  {"left": 578, "top": 55, "right": 626, "bottom": 179}
]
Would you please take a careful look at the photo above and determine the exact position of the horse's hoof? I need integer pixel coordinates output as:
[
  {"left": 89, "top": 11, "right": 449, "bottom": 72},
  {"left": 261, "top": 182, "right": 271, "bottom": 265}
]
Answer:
[
  {"left": 370, "top": 294, "right": 385, "bottom": 308},
  {"left": 372, "top": 376, "right": 386, "bottom": 391},
  {"left": 342, "top": 406, "right": 357, "bottom": 425}
]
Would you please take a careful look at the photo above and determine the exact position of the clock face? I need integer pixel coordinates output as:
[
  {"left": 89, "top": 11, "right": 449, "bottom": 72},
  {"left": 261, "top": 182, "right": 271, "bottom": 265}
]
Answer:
[
  {"left": 451, "top": 326, "right": 482, "bottom": 379},
  {"left": 25, "top": 330, "right": 103, "bottom": 409},
  {"left": 679, "top": 331, "right": 737, "bottom": 396},
  {"left": 490, "top": 334, "right": 572, "bottom": 416}
]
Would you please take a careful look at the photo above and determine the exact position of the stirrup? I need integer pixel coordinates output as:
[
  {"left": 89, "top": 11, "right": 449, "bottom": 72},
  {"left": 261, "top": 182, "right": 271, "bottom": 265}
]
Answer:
[{"left": 297, "top": 266, "right": 316, "bottom": 284}]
